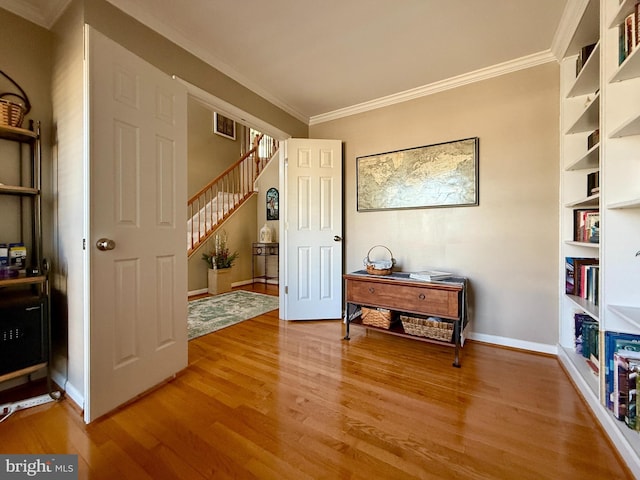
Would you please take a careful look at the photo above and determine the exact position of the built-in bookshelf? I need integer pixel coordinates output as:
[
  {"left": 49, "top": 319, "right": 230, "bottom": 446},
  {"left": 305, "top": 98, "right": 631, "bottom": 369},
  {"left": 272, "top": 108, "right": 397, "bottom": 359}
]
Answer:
[{"left": 559, "top": 0, "right": 640, "bottom": 475}]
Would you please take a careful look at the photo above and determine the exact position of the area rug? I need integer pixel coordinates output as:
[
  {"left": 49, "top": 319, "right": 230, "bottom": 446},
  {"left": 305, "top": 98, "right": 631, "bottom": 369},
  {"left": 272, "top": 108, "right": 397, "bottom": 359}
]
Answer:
[{"left": 188, "top": 290, "right": 279, "bottom": 340}]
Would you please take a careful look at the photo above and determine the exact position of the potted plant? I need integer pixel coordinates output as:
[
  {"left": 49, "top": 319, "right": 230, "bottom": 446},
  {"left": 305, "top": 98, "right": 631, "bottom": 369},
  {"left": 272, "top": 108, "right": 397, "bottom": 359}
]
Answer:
[{"left": 202, "top": 231, "right": 239, "bottom": 295}]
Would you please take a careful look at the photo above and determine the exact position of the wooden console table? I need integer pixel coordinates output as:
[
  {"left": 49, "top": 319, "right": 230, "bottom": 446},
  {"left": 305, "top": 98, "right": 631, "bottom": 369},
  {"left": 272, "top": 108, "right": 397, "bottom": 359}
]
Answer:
[{"left": 343, "top": 270, "right": 468, "bottom": 367}]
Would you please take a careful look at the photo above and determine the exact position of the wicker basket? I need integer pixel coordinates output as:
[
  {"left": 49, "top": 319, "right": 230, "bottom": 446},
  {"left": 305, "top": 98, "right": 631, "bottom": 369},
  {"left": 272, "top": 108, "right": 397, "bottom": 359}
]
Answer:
[
  {"left": 363, "top": 245, "right": 396, "bottom": 276},
  {"left": 0, "top": 70, "right": 31, "bottom": 128},
  {"left": 361, "top": 307, "right": 396, "bottom": 329},
  {"left": 400, "top": 315, "right": 454, "bottom": 341},
  {"left": 0, "top": 98, "right": 26, "bottom": 128}
]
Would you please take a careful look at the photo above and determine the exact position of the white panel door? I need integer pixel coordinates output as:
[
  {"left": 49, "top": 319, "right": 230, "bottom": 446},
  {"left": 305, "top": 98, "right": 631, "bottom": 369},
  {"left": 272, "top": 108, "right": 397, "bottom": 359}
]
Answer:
[
  {"left": 281, "top": 139, "right": 343, "bottom": 320},
  {"left": 86, "top": 27, "right": 188, "bottom": 422}
]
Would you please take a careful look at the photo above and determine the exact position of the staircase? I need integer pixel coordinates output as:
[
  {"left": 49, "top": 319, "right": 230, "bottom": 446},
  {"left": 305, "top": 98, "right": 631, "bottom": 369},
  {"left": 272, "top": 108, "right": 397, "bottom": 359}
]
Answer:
[{"left": 187, "top": 133, "right": 278, "bottom": 257}]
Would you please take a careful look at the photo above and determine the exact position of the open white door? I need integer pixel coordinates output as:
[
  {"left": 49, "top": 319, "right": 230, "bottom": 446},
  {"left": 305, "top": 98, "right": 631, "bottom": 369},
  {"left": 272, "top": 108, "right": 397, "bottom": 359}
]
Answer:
[
  {"left": 86, "top": 27, "right": 188, "bottom": 422},
  {"left": 280, "top": 139, "right": 343, "bottom": 320}
]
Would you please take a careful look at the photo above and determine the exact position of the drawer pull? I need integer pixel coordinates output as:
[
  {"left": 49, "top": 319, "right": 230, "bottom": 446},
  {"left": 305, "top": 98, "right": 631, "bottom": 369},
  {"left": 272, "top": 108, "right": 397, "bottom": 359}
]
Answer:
[
  {"left": 368, "top": 287, "right": 375, "bottom": 293},
  {"left": 418, "top": 293, "right": 426, "bottom": 300}
]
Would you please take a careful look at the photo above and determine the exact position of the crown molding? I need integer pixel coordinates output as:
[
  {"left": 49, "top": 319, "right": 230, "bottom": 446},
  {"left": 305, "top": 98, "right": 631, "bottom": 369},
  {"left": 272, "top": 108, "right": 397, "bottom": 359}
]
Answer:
[
  {"left": 550, "top": 0, "right": 590, "bottom": 60},
  {"left": 0, "top": 0, "right": 71, "bottom": 29},
  {"left": 309, "top": 50, "right": 557, "bottom": 126}
]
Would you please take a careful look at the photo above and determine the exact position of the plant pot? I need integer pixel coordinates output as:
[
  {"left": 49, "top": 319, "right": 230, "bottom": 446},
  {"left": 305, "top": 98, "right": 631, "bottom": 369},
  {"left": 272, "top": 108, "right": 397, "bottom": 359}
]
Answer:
[{"left": 207, "top": 268, "right": 232, "bottom": 295}]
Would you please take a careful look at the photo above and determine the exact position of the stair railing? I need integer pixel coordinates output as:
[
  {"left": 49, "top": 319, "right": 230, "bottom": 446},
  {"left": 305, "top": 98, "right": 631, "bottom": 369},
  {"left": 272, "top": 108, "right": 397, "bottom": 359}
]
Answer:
[{"left": 187, "top": 133, "right": 277, "bottom": 255}]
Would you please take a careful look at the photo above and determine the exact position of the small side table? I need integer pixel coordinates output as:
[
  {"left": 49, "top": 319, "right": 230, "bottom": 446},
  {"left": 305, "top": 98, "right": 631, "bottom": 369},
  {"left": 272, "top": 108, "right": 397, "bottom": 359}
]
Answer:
[{"left": 252, "top": 243, "right": 279, "bottom": 284}]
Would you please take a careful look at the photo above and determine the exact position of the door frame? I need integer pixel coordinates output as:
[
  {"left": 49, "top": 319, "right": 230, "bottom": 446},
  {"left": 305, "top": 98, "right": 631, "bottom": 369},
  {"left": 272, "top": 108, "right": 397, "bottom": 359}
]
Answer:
[{"left": 175, "top": 77, "right": 291, "bottom": 300}]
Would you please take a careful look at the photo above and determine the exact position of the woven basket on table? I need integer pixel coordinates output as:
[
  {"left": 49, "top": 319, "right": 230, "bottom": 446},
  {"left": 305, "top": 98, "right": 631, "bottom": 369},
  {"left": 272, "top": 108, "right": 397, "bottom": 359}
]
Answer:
[
  {"left": 363, "top": 245, "right": 396, "bottom": 276},
  {"left": 0, "top": 70, "right": 31, "bottom": 128},
  {"left": 400, "top": 315, "right": 454, "bottom": 341},
  {"left": 361, "top": 307, "right": 396, "bottom": 329}
]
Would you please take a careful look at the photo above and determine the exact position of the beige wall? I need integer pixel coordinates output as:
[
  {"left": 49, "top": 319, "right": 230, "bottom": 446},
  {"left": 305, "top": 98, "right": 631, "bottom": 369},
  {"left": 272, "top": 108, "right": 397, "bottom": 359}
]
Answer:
[
  {"left": 50, "top": 0, "right": 86, "bottom": 404},
  {"left": 254, "top": 154, "right": 280, "bottom": 279},
  {"left": 256, "top": 156, "right": 280, "bottom": 243},
  {"left": 188, "top": 197, "right": 257, "bottom": 291},
  {"left": 187, "top": 98, "right": 242, "bottom": 197},
  {"left": 310, "top": 63, "right": 560, "bottom": 348}
]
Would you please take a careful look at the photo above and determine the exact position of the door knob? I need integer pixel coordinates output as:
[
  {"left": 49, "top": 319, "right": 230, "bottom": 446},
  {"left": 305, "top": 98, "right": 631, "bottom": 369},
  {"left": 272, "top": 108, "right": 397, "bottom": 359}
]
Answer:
[
  {"left": 96, "top": 238, "right": 116, "bottom": 251},
  {"left": 333, "top": 235, "right": 342, "bottom": 242}
]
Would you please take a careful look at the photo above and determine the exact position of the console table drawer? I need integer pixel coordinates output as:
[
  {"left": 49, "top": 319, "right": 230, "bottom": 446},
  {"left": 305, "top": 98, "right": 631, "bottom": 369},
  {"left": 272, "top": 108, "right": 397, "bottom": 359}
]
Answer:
[{"left": 347, "top": 279, "right": 459, "bottom": 318}]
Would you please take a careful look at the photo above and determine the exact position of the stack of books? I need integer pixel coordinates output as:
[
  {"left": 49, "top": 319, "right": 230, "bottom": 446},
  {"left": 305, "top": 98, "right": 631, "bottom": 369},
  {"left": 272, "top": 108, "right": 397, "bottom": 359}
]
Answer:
[{"left": 409, "top": 270, "right": 452, "bottom": 281}]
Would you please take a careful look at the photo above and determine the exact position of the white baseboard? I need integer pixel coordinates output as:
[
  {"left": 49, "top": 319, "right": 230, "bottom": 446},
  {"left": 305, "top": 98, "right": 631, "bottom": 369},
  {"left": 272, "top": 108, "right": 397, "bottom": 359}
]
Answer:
[
  {"left": 467, "top": 332, "right": 557, "bottom": 355},
  {"left": 188, "top": 288, "right": 208, "bottom": 296},
  {"left": 50, "top": 368, "right": 83, "bottom": 411},
  {"left": 188, "top": 278, "right": 276, "bottom": 297}
]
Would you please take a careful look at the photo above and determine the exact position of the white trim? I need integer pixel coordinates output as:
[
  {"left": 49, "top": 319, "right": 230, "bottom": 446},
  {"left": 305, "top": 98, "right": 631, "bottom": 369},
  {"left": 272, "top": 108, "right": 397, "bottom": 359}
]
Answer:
[
  {"left": 83, "top": 24, "right": 92, "bottom": 424},
  {"left": 0, "top": 0, "right": 72, "bottom": 29},
  {"left": 50, "top": 368, "right": 84, "bottom": 410},
  {"left": 468, "top": 331, "right": 558, "bottom": 355},
  {"left": 550, "top": 0, "right": 591, "bottom": 60},
  {"left": 174, "top": 76, "right": 291, "bottom": 141},
  {"left": 187, "top": 279, "right": 259, "bottom": 298},
  {"left": 310, "top": 50, "right": 557, "bottom": 125}
]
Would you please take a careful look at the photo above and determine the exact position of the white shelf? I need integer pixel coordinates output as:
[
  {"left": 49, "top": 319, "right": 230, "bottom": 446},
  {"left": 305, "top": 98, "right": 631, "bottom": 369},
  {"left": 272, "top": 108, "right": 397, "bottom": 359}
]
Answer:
[
  {"left": 609, "top": 0, "right": 638, "bottom": 29},
  {"left": 565, "top": 193, "right": 600, "bottom": 208},
  {"left": 610, "top": 45, "right": 640, "bottom": 83},
  {"left": 558, "top": 345, "right": 599, "bottom": 397},
  {"left": 565, "top": 240, "right": 599, "bottom": 248},
  {"left": 566, "top": 144, "right": 599, "bottom": 171},
  {"left": 610, "top": 112, "right": 640, "bottom": 138},
  {"left": 608, "top": 197, "right": 640, "bottom": 209},
  {"left": 559, "top": 1, "right": 640, "bottom": 474},
  {"left": 568, "top": 42, "right": 601, "bottom": 97},
  {"left": 609, "top": 305, "right": 640, "bottom": 330},
  {"left": 566, "top": 93, "right": 600, "bottom": 134},
  {"left": 567, "top": 294, "right": 600, "bottom": 321}
]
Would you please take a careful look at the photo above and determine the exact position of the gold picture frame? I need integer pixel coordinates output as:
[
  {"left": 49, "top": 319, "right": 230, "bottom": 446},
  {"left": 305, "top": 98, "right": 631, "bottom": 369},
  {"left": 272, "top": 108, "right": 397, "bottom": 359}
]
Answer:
[{"left": 356, "top": 137, "right": 479, "bottom": 211}]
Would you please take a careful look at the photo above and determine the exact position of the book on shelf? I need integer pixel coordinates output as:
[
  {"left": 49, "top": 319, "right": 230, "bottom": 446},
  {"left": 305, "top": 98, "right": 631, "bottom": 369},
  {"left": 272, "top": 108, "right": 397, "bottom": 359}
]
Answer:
[
  {"left": 573, "top": 210, "right": 599, "bottom": 243},
  {"left": 409, "top": 270, "right": 452, "bottom": 281},
  {"left": 605, "top": 332, "right": 640, "bottom": 411},
  {"left": 587, "top": 129, "right": 599, "bottom": 150},
  {"left": 576, "top": 42, "right": 596, "bottom": 76},
  {"left": 612, "top": 351, "right": 640, "bottom": 428},
  {"left": 618, "top": 6, "right": 640, "bottom": 65},
  {"left": 565, "top": 257, "right": 599, "bottom": 300},
  {"left": 586, "top": 171, "right": 599, "bottom": 197},
  {"left": 580, "top": 319, "right": 599, "bottom": 362},
  {"left": 574, "top": 312, "right": 595, "bottom": 355}
]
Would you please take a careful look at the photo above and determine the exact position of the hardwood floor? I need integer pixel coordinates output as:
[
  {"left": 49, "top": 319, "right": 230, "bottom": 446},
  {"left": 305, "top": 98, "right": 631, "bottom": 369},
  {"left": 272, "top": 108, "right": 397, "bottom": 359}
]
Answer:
[{"left": 0, "top": 286, "right": 632, "bottom": 479}]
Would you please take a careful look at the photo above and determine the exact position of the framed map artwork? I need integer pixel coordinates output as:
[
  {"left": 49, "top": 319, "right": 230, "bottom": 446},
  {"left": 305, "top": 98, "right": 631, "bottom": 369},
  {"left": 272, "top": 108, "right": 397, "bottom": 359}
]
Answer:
[{"left": 356, "top": 137, "right": 479, "bottom": 211}]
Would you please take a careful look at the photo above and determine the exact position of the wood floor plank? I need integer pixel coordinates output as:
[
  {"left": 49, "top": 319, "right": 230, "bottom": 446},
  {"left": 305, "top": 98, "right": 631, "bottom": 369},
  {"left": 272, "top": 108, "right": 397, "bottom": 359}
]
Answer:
[{"left": 0, "top": 286, "right": 633, "bottom": 479}]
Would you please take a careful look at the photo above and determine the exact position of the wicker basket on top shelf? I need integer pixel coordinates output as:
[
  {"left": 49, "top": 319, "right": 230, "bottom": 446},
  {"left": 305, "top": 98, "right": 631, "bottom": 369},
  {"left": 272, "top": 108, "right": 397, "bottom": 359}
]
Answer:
[
  {"left": 0, "top": 70, "right": 31, "bottom": 128},
  {"left": 363, "top": 245, "right": 396, "bottom": 275}
]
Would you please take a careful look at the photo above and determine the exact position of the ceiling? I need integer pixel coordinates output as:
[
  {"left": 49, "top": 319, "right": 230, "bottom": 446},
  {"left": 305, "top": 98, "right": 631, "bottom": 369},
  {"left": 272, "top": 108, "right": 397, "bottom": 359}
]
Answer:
[{"left": 1, "top": 0, "right": 570, "bottom": 124}]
